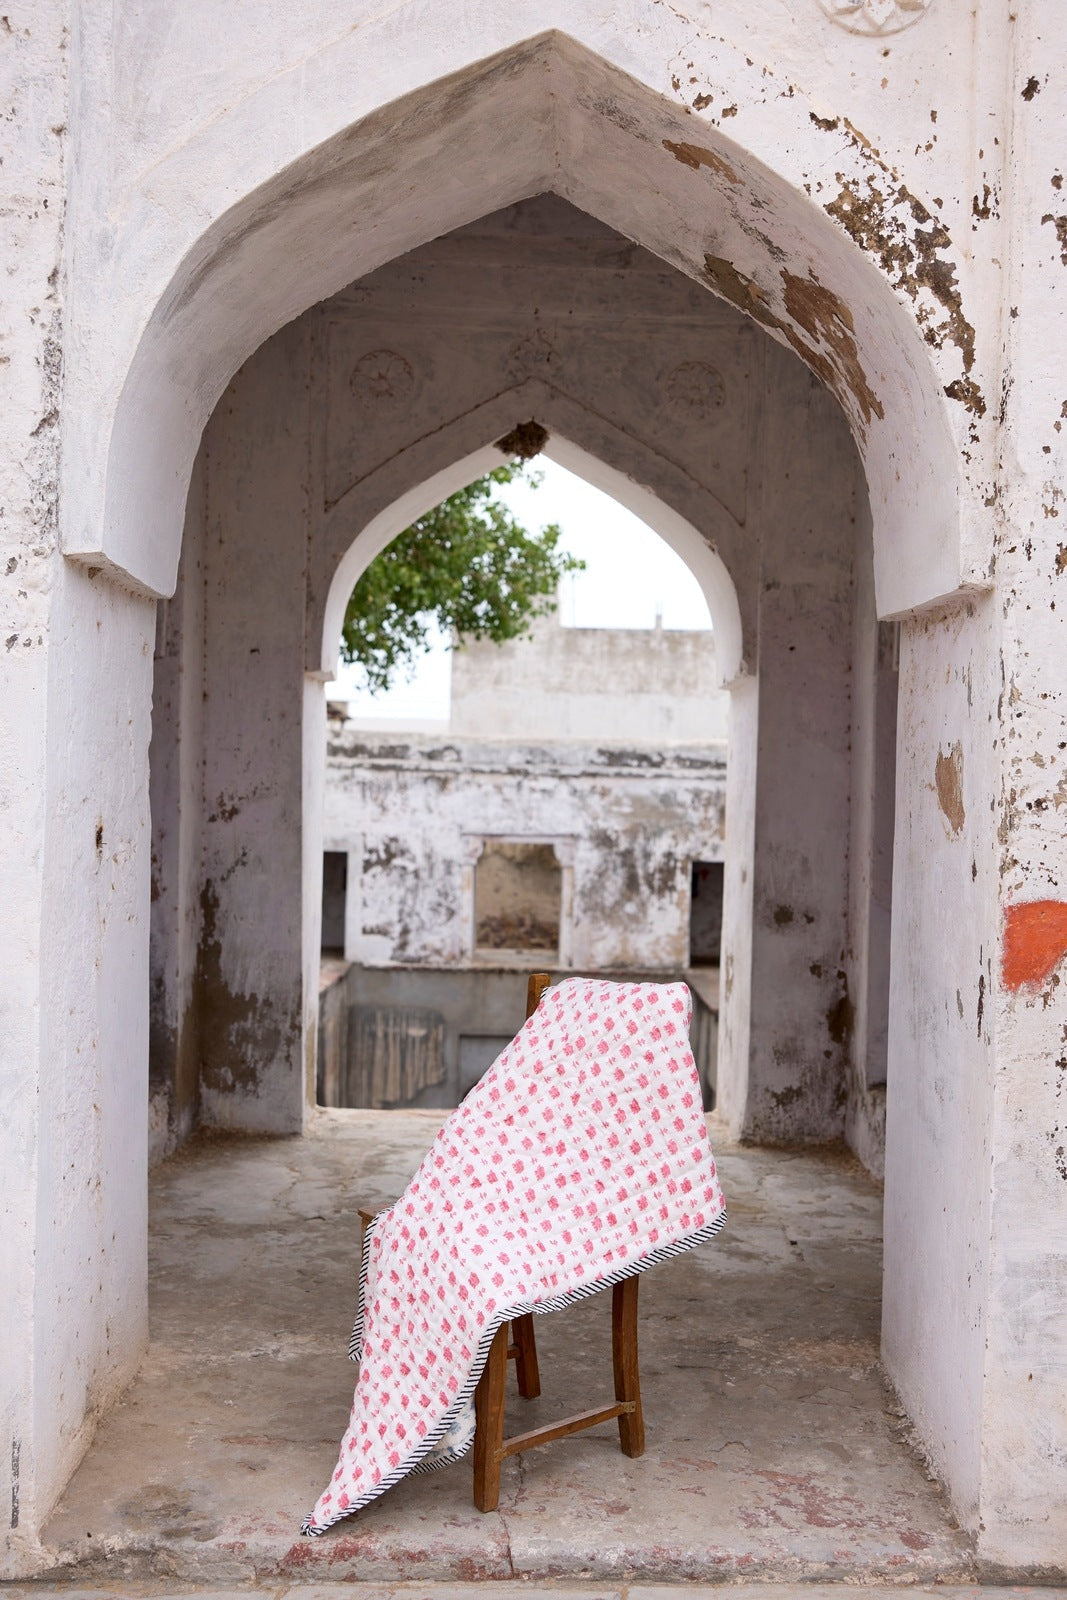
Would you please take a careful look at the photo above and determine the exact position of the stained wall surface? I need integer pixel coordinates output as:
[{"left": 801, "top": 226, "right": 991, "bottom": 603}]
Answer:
[
  {"left": 323, "top": 611, "right": 731, "bottom": 975},
  {"left": 323, "top": 725, "right": 727, "bottom": 973},
  {"left": 448, "top": 614, "right": 730, "bottom": 744}
]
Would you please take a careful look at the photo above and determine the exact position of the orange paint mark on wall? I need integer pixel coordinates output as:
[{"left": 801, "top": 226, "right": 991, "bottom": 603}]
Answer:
[{"left": 1002, "top": 899, "right": 1067, "bottom": 990}]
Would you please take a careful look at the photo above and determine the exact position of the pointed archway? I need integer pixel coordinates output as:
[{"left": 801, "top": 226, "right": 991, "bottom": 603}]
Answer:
[{"left": 25, "top": 27, "right": 1019, "bottom": 1569}]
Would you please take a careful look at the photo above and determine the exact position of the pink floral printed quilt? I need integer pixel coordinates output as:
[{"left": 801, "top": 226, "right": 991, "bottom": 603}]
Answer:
[{"left": 303, "top": 976, "right": 726, "bottom": 1534}]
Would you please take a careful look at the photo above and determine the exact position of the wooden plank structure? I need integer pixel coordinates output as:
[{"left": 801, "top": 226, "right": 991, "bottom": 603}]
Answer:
[{"left": 359, "top": 970, "right": 645, "bottom": 1513}]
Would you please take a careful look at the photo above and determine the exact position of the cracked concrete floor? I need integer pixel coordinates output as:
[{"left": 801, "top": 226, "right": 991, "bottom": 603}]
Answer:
[{"left": 36, "top": 1110, "right": 977, "bottom": 1586}]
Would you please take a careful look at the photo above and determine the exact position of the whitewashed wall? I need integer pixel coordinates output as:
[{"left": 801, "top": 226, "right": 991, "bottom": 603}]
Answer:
[
  {"left": 448, "top": 615, "right": 730, "bottom": 745},
  {"left": 2, "top": 0, "right": 150, "bottom": 1561},
  {"left": 147, "top": 451, "right": 206, "bottom": 1161},
  {"left": 324, "top": 728, "right": 726, "bottom": 972}
]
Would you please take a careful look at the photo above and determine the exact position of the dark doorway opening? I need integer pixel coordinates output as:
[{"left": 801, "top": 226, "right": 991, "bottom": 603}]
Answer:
[
  {"left": 689, "top": 860, "right": 724, "bottom": 967},
  {"left": 321, "top": 850, "right": 347, "bottom": 954}
]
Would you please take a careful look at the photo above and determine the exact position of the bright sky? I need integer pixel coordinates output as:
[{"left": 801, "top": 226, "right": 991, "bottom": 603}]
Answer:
[{"left": 333, "top": 458, "right": 712, "bottom": 721}]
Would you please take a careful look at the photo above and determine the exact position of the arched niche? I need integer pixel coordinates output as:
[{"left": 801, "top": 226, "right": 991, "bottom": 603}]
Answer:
[{"left": 318, "top": 433, "right": 745, "bottom": 690}]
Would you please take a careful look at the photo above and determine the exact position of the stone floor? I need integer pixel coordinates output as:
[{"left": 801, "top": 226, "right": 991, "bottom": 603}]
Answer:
[
  {"left": 8, "top": 1589, "right": 1067, "bottom": 1600},
  {"left": 35, "top": 1111, "right": 981, "bottom": 1587}
]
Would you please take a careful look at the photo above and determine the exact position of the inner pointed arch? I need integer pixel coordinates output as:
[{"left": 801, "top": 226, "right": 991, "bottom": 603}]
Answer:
[{"left": 319, "top": 435, "right": 744, "bottom": 690}]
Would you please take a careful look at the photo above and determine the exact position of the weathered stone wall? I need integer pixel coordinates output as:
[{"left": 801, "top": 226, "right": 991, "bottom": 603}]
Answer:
[
  {"left": 448, "top": 613, "right": 730, "bottom": 744},
  {"left": 148, "top": 447, "right": 206, "bottom": 1161},
  {"left": 323, "top": 726, "right": 727, "bottom": 972}
]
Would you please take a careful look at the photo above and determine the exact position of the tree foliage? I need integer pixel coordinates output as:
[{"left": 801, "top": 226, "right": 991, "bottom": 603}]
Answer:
[{"left": 340, "top": 463, "right": 585, "bottom": 693}]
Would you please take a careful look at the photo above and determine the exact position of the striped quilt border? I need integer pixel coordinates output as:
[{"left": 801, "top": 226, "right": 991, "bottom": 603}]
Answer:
[{"left": 302, "top": 1204, "right": 726, "bottom": 1535}]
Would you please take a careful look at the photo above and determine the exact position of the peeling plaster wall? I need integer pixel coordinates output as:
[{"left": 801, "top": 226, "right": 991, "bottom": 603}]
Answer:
[
  {"left": 740, "top": 374, "right": 859, "bottom": 1145},
  {"left": 844, "top": 497, "right": 895, "bottom": 1179},
  {"left": 147, "top": 447, "right": 206, "bottom": 1162},
  {"left": 873, "top": 7, "right": 1067, "bottom": 1562},
  {"left": 64, "top": 10, "right": 997, "bottom": 612},
  {"left": 195, "top": 326, "right": 311, "bottom": 1134},
  {"left": 975, "top": 3, "right": 1067, "bottom": 1565},
  {"left": 882, "top": 596, "right": 999, "bottom": 1540},
  {"left": 449, "top": 616, "right": 729, "bottom": 745},
  {"left": 0, "top": 0, "right": 70, "bottom": 1551},
  {"left": 715, "top": 679, "right": 757, "bottom": 1137},
  {"left": 324, "top": 728, "right": 726, "bottom": 973},
  {"left": 0, "top": 0, "right": 151, "bottom": 1561},
  {"left": 33, "top": 565, "right": 154, "bottom": 1542}
]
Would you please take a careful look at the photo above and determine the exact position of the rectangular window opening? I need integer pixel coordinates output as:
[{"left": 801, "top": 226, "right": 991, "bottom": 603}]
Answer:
[
  {"left": 474, "top": 840, "right": 562, "bottom": 960},
  {"left": 322, "top": 850, "right": 348, "bottom": 954},
  {"left": 689, "top": 860, "right": 724, "bottom": 968}
]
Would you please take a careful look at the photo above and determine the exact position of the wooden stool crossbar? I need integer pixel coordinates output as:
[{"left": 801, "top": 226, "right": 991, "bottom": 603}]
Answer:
[
  {"left": 472, "top": 1266, "right": 644, "bottom": 1511},
  {"left": 358, "top": 970, "right": 645, "bottom": 1514}
]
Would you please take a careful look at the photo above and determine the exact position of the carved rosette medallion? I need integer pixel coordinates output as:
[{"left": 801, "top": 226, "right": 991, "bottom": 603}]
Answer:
[
  {"left": 350, "top": 349, "right": 415, "bottom": 407},
  {"left": 508, "top": 329, "right": 559, "bottom": 376},
  {"left": 818, "top": 0, "right": 931, "bottom": 34},
  {"left": 664, "top": 361, "right": 726, "bottom": 421}
]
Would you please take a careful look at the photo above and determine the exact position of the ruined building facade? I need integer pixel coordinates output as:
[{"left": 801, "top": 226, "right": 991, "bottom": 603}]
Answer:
[
  {"left": 324, "top": 615, "right": 729, "bottom": 972},
  {"left": 315, "top": 615, "right": 728, "bottom": 1110},
  {"left": 2, "top": 0, "right": 1065, "bottom": 1573}
]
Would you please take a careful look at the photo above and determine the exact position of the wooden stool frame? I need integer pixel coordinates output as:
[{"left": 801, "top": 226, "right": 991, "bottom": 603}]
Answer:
[
  {"left": 472, "top": 1270, "right": 644, "bottom": 1512},
  {"left": 359, "top": 970, "right": 646, "bottom": 1514}
]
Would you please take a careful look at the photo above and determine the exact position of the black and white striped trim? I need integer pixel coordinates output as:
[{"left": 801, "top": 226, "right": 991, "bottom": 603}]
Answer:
[
  {"left": 301, "top": 1205, "right": 726, "bottom": 1536},
  {"left": 348, "top": 1209, "right": 384, "bottom": 1363}
]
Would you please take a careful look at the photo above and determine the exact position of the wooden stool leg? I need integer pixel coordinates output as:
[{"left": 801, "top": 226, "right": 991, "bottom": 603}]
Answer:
[
  {"left": 612, "top": 1276, "right": 645, "bottom": 1458},
  {"left": 510, "top": 1313, "right": 541, "bottom": 1399},
  {"left": 473, "top": 1322, "right": 510, "bottom": 1511}
]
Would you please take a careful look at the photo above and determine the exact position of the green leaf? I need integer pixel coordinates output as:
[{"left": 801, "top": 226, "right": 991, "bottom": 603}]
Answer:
[{"left": 340, "top": 463, "right": 585, "bottom": 694}]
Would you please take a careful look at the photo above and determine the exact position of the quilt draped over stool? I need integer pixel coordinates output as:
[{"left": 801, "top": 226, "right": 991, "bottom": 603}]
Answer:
[{"left": 302, "top": 976, "right": 727, "bottom": 1534}]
